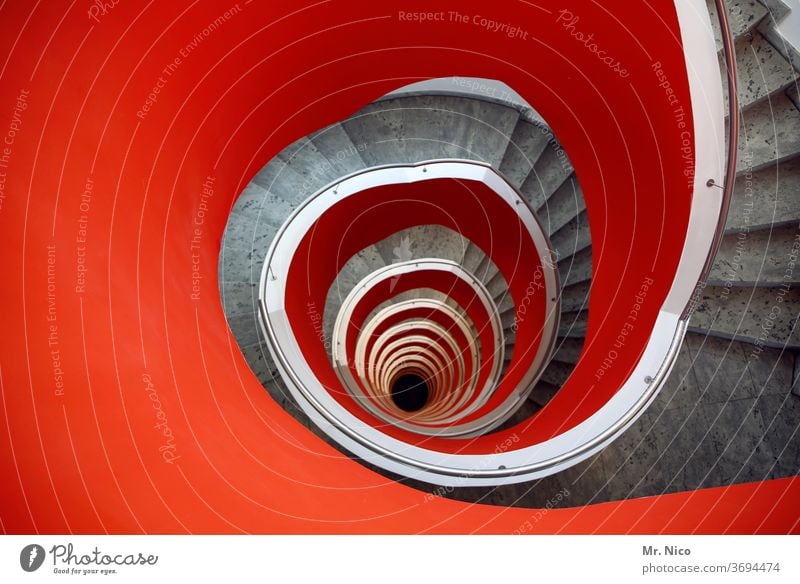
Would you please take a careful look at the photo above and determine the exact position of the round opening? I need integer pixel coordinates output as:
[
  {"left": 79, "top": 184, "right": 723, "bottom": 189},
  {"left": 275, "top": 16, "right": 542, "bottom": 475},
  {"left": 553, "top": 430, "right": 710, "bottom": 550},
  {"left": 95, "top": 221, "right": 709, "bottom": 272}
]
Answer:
[{"left": 391, "top": 374, "right": 429, "bottom": 412}]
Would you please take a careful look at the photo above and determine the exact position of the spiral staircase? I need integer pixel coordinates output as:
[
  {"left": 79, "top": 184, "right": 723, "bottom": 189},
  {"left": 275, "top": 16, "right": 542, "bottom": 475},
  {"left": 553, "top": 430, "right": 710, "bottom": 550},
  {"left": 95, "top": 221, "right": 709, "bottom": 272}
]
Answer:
[
  {"left": 2, "top": 0, "right": 799, "bottom": 534},
  {"left": 220, "top": 0, "right": 800, "bottom": 504},
  {"left": 221, "top": 97, "right": 573, "bottom": 457}
]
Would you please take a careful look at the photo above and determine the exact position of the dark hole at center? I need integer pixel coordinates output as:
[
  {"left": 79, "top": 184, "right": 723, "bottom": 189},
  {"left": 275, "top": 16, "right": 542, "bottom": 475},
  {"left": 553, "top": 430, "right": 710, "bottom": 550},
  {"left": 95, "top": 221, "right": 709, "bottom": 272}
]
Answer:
[{"left": 391, "top": 373, "right": 429, "bottom": 412}]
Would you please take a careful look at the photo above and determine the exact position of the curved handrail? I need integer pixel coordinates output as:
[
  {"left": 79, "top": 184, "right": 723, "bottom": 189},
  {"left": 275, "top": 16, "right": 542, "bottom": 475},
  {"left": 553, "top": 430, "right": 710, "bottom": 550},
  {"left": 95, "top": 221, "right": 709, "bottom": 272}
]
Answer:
[{"left": 681, "top": 0, "right": 739, "bottom": 319}]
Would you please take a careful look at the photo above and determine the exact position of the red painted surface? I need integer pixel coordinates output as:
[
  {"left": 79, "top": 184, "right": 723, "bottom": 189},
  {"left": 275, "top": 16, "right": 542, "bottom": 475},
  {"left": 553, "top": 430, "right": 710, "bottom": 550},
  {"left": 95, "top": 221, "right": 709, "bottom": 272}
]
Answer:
[{"left": 0, "top": 0, "right": 796, "bottom": 533}]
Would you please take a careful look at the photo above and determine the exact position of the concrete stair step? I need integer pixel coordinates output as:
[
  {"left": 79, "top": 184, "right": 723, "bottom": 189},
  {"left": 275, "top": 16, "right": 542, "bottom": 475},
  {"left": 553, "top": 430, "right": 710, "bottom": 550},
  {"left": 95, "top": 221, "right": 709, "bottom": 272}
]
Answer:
[
  {"left": 498, "top": 118, "right": 552, "bottom": 188},
  {"left": 417, "top": 225, "right": 469, "bottom": 262},
  {"left": 324, "top": 246, "right": 387, "bottom": 338},
  {"left": 537, "top": 175, "right": 585, "bottom": 237},
  {"left": 708, "top": 0, "right": 769, "bottom": 51},
  {"left": 492, "top": 333, "right": 800, "bottom": 507},
  {"left": 557, "top": 325, "right": 588, "bottom": 339},
  {"left": 444, "top": 295, "right": 462, "bottom": 312},
  {"left": 220, "top": 212, "right": 282, "bottom": 285},
  {"left": 689, "top": 284, "right": 800, "bottom": 348},
  {"left": 736, "top": 91, "right": 800, "bottom": 172},
  {"left": 220, "top": 281, "right": 258, "bottom": 318},
  {"left": 560, "top": 280, "right": 592, "bottom": 314},
  {"left": 353, "top": 244, "right": 387, "bottom": 273},
  {"left": 473, "top": 252, "right": 500, "bottom": 285},
  {"left": 461, "top": 241, "right": 486, "bottom": 274},
  {"left": 240, "top": 341, "right": 281, "bottom": 388},
  {"left": 227, "top": 312, "right": 261, "bottom": 349},
  {"left": 757, "top": 1, "right": 800, "bottom": 71},
  {"left": 308, "top": 122, "right": 368, "bottom": 176},
  {"left": 558, "top": 318, "right": 588, "bottom": 339},
  {"left": 721, "top": 31, "right": 798, "bottom": 111},
  {"left": 503, "top": 331, "right": 516, "bottom": 364},
  {"left": 550, "top": 210, "right": 592, "bottom": 260},
  {"left": 219, "top": 245, "right": 262, "bottom": 285},
  {"left": 494, "top": 290, "right": 515, "bottom": 316},
  {"left": 725, "top": 156, "right": 800, "bottom": 233},
  {"left": 276, "top": 136, "right": 341, "bottom": 195},
  {"left": 221, "top": 209, "right": 280, "bottom": 253},
  {"left": 520, "top": 142, "right": 574, "bottom": 210},
  {"left": 540, "top": 360, "right": 574, "bottom": 387},
  {"left": 708, "top": 223, "right": 800, "bottom": 286},
  {"left": 560, "top": 309, "right": 589, "bottom": 330},
  {"left": 529, "top": 381, "right": 560, "bottom": 407},
  {"left": 558, "top": 246, "right": 593, "bottom": 287},
  {"left": 551, "top": 336, "right": 586, "bottom": 366},
  {"left": 342, "top": 95, "right": 519, "bottom": 167},
  {"left": 484, "top": 268, "right": 510, "bottom": 300},
  {"left": 250, "top": 157, "right": 307, "bottom": 205},
  {"left": 339, "top": 100, "right": 410, "bottom": 165},
  {"left": 387, "top": 94, "right": 521, "bottom": 166},
  {"left": 676, "top": 332, "right": 798, "bottom": 406},
  {"left": 372, "top": 224, "right": 468, "bottom": 266},
  {"left": 227, "top": 180, "right": 293, "bottom": 232},
  {"left": 229, "top": 182, "right": 271, "bottom": 217},
  {"left": 504, "top": 330, "right": 516, "bottom": 346},
  {"left": 499, "top": 308, "right": 516, "bottom": 330}
]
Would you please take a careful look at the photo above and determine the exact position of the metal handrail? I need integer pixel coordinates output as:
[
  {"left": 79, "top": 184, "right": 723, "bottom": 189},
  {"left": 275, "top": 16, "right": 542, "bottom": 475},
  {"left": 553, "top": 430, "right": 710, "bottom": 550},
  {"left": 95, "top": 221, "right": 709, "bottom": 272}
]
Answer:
[{"left": 681, "top": 0, "right": 739, "bottom": 319}]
